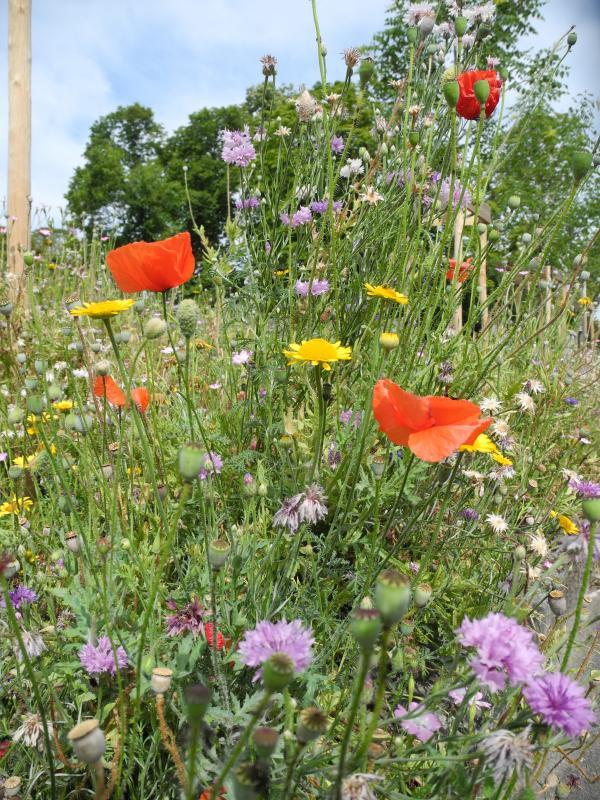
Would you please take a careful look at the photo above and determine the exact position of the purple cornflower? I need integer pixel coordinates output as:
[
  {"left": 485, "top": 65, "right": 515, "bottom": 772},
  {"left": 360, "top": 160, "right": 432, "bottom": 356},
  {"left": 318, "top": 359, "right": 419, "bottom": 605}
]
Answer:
[
  {"left": 340, "top": 409, "right": 362, "bottom": 428},
  {"left": 462, "top": 508, "right": 480, "bottom": 521},
  {"left": 327, "top": 443, "right": 341, "bottom": 470},
  {"left": 199, "top": 452, "right": 223, "bottom": 480},
  {"left": 0, "top": 452, "right": 7, "bottom": 463},
  {"left": 239, "top": 619, "right": 314, "bottom": 680},
  {"left": 165, "top": 596, "right": 206, "bottom": 638},
  {"left": 310, "top": 199, "right": 342, "bottom": 214},
  {"left": 330, "top": 135, "right": 345, "bottom": 154},
  {"left": 439, "top": 177, "right": 472, "bottom": 210},
  {"left": 448, "top": 688, "right": 491, "bottom": 709},
  {"left": 456, "top": 613, "right": 544, "bottom": 692},
  {"left": 569, "top": 477, "right": 600, "bottom": 499},
  {"left": 243, "top": 472, "right": 254, "bottom": 486},
  {"left": 394, "top": 702, "right": 442, "bottom": 742},
  {"left": 1, "top": 585, "right": 37, "bottom": 609},
  {"left": 295, "top": 280, "right": 310, "bottom": 297},
  {"left": 311, "top": 279, "right": 330, "bottom": 296},
  {"left": 79, "top": 636, "right": 128, "bottom": 675},
  {"left": 273, "top": 493, "right": 304, "bottom": 533},
  {"left": 232, "top": 349, "right": 253, "bottom": 365},
  {"left": 409, "top": 562, "right": 420, "bottom": 574},
  {"left": 564, "top": 397, "right": 579, "bottom": 406},
  {"left": 292, "top": 207, "right": 312, "bottom": 227},
  {"left": 523, "top": 672, "right": 596, "bottom": 737},
  {"left": 235, "top": 195, "right": 261, "bottom": 211},
  {"left": 299, "top": 484, "right": 328, "bottom": 525},
  {"left": 221, "top": 127, "right": 256, "bottom": 167}
]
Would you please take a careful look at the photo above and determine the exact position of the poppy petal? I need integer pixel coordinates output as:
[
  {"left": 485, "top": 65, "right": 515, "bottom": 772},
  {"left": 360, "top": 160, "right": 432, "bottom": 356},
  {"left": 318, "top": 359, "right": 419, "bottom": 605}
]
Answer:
[
  {"left": 131, "top": 387, "right": 150, "bottom": 413},
  {"left": 373, "top": 379, "right": 432, "bottom": 435},
  {"left": 427, "top": 396, "right": 483, "bottom": 426},
  {"left": 106, "top": 232, "right": 195, "bottom": 293},
  {"left": 408, "top": 420, "right": 490, "bottom": 462},
  {"left": 93, "top": 375, "right": 126, "bottom": 407}
]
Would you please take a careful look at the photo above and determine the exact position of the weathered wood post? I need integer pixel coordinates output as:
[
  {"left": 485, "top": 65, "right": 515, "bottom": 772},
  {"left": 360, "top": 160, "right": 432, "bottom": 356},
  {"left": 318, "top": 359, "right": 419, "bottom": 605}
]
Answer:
[
  {"left": 451, "top": 209, "right": 465, "bottom": 333},
  {"left": 7, "top": 0, "right": 32, "bottom": 305}
]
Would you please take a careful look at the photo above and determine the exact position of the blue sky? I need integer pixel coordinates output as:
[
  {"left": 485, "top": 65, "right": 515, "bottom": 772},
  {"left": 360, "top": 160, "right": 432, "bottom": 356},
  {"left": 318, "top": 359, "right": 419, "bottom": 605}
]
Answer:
[{"left": 0, "top": 0, "right": 598, "bottom": 219}]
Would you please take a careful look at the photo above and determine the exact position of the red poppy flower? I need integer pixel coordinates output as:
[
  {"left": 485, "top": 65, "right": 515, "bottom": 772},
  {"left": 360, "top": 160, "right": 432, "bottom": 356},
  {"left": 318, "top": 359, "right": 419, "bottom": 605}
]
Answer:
[
  {"left": 446, "top": 257, "right": 475, "bottom": 283},
  {"left": 199, "top": 788, "right": 226, "bottom": 800},
  {"left": 204, "top": 622, "right": 225, "bottom": 651},
  {"left": 93, "top": 375, "right": 126, "bottom": 407},
  {"left": 131, "top": 387, "right": 150, "bottom": 414},
  {"left": 456, "top": 70, "right": 502, "bottom": 120},
  {"left": 372, "top": 379, "right": 492, "bottom": 462},
  {"left": 0, "top": 739, "right": 11, "bottom": 759},
  {"left": 106, "top": 232, "right": 195, "bottom": 293}
]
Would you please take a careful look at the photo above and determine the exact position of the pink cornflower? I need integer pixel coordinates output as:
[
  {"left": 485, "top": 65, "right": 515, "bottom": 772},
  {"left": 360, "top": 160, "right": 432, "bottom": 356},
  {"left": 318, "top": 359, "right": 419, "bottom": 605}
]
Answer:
[
  {"left": 330, "top": 135, "right": 344, "bottom": 154},
  {"left": 456, "top": 612, "right": 544, "bottom": 692},
  {"left": 221, "top": 127, "right": 256, "bottom": 167},
  {"left": 165, "top": 596, "right": 207, "bottom": 638},
  {"left": 232, "top": 349, "right": 253, "bottom": 365},
  {"left": 273, "top": 493, "right": 305, "bottom": 533},
  {"left": 568, "top": 477, "right": 600, "bottom": 499},
  {"left": 239, "top": 619, "right": 314, "bottom": 680},
  {"left": 199, "top": 451, "right": 222, "bottom": 480},
  {"left": 79, "top": 635, "right": 128, "bottom": 675},
  {"left": 394, "top": 702, "right": 442, "bottom": 742},
  {"left": 448, "top": 688, "right": 491, "bottom": 709},
  {"left": 299, "top": 484, "right": 328, "bottom": 525},
  {"left": 523, "top": 672, "right": 596, "bottom": 737}
]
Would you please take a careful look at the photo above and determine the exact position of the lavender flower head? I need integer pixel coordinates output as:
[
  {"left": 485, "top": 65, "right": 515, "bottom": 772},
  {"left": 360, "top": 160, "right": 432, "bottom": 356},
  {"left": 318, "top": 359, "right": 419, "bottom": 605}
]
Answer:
[
  {"left": 199, "top": 452, "right": 223, "bottom": 481},
  {"left": 299, "top": 484, "right": 328, "bottom": 525},
  {"left": 235, "top": 195, "right": 261, "bottom": 211},
  {"left": 311, "top": 199, "right": 343, "bottom": 214},
  {"left": 165, "top": 596, "right": 206, "bottom": 637},
  {"left": 330, "top": 135, "right": 345, "bottom": 154},
  {"left": 439, "top": 177, "right": 472, "bottom": 210},
  {"left": 523, "top": 672, "right": 596, "bottom": 737},
  {"left": 462, "top": 507, "right": 480, "bottom": 521},
  {"left": 232, "top": 349, "right": 253, "bottom": 365},
  {"left": 280, "top": 206, "right": 313, "bottom": 228},
  {"left": 239, "top": 619, "right": 314, "bottom": 680},
  {"left": 221, "top": 127, "right": 256, "bottom": 167},
  {"left": 79, "top": 635, "right": 128, "bottom": 675},
  {"left": 1, "top": 585, "right": 37, "bottom": 609},
  {"left": 295, "top": 279, "right": 330, "bottom": 297},
  {"left": 457, "top": 612, "right": 544, "bottom": 692},
  {"left": 272, "top": 493, "right": 305, "bottom": 533},
  {"left": 394, "top": 702, "right": 442, "bottom": 742},
  {"left": 569, "top": 477, "right": 600, "bottom": 499}
]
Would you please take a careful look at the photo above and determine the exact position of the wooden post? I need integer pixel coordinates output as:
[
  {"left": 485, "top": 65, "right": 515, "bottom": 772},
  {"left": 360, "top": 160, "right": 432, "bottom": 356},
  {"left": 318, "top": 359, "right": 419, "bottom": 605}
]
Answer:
[
  {"left": 580, "top": 278, "right": 588, "bottom": 343},
  {"left": 543, "top": 265, "right": 552, "bottom": 326},
  {"left": 451, "top": 209, "right": 464, "bottom": 333},
  {"left": 7, "top": 0, "right": 32, "bottom": 305},
  {"left": 478, "top": 226, "right": 488, "bottom": 330}
]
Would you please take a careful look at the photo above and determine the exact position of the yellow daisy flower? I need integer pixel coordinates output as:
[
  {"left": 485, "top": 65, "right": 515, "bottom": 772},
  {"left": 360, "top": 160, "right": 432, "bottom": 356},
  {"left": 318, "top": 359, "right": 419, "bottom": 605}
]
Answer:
[
  {"left": 364, "top": 283, "right": 409, "bottom": 305},
  {"left": 550, "top": 511, "right": 578, "bottom": 535},
  {"left": 577, "top": 296, "right": 592, "bottom": 307},
  {"left": 273, "top": 269, "right": 289, "bottom": 277},
  {"left": 13, "top": 454, "right": 37, "bottom": 469},
  {"left": 491, "top": 451, "right": 513, "bottom": 467},
  {"left": 53, "top": 400, "right": 73, "bottom": 412},
  {"left": 0, "top": 496, "right": 33, "bottom": 517},
  {"left": 283, "top": 338, "right": 352, "bottom": 371},
  {"left": 460, "top": 434, "right": 497, "bottom": 454},
  {"left": 69, "top": 299, "right": 135, "bottom": 319}
]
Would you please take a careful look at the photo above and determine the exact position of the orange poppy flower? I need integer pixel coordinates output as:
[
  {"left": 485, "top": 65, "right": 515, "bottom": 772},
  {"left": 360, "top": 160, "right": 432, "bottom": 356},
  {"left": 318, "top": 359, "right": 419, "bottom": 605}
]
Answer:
[
  {"left": 446, "top": 257, "right": 474, "bottom": 283},
  {"left": 199, "top": 788, "right": 226, "bottom": 800},
  {"left": 372, "top": 379, "right": 492, "bottom": 462},
  {"left": 106, "top": 232, "right": 195, "bottom": 293},
  {"left": 131, "top": 387, "right": 150, "bottom": 413},
  {"left": 93, "top": 375, "right": 126, "bottom": 408}
]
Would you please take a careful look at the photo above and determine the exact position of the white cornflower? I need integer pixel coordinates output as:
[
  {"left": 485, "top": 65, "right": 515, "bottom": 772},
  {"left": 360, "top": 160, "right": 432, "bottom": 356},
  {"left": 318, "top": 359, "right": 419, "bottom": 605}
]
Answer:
[
  {"left": 523, "top": 379, "right": 544, "bottom": 394},
  {"left": 481, "top": 728, "right": 533, "bottom": 784},
  {"left": 14, "top": 630, "right": 46, "bottom": 661},
  {"left": 340, "top": 158, "right": 364, "bottom": 179},
  {"left": 528, "top": 532, "right": 548, "bottom": 558},
  {"left": 359, "top": 186, "right": 384, "bottom": 206},
  {"left": 491, "top": 420, "right": 509, "bottom": 438},
  {"left": 341, "top": 773, "right": 382, "bottom": 800},
  {"left": 72, "top": 368, "right": 89, "bottom": 379},
  {"left": 486, "top": 513, "right": 508, "bottom": 534},
  {"left": 13, "top": 712, "right": 53, "bottom": 750},
  {"left": 274, "top": 125, "right": 291, "bottom": 138},
  {"left": 515, "top": 392, "right": 535, "bottom": 413},
  {"left": 479, "top": 396, "right": 502, "bottom": 414},
  {"left": 404, "top": 2, "right": 435, "bottom": 26}
]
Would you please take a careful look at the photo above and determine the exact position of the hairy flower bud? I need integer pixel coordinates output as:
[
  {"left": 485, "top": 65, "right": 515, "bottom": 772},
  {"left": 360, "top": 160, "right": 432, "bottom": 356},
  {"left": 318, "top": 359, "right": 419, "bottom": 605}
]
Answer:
[
  {"left": 351, "top": 607, "right": 383, "bottom": 651},
  {"left": 473, "top": 79, "right": 490, "bottom": 106},
  {"left": 208, "top": 538, "right": 231, "bottom": 570},
  {"left": 443, "top": 80, "right": 460, "bottom": 109},
  {"left": 375, "top": 569, "right": 412, "bottom": 626},
  {"left": 454, "top": 16, "right": 468, "bottom": 37},
  {"left": 176, "top": 299, "right": 200, "bottom": 340},
  {"left": 571, "top": 151, "right": 593, "bottom": 182},
  {"left": 144, "top": 317, "right": 168, "bottom": 340},
  {"left": 296, "top": 89, "right": 317, "bottom": 122},
  {"left": 178, "top": 442, "right": 205, "bottom": 482}
]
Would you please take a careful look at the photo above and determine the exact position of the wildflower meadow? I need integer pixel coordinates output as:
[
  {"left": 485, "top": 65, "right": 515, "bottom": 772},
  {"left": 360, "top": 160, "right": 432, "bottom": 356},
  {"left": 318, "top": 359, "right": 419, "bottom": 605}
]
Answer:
[{"left": 1, "top": 1, "right": 599, "bottom": 798}]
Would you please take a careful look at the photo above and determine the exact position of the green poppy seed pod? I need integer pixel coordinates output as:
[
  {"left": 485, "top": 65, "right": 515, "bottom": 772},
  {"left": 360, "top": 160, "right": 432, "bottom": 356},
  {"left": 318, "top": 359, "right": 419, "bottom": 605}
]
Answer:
[
  {"left": 133, "top": 299, "right": 144, "bottom": 313},
  {"left": 8, "top": 465, "right": 24, "bottom": 480},
  {"left": 73, "top": 413, "right": 94, "bottom": 434},
  {"left": 151, "top": 667, "right": 173, "bottom": 695},
  {"left": 8, "top": 407, "right": 24, "bottom": 425},
  {"left": 488, "top": 228, "right": 500, "bottom": 242},
  {"left": 582, "top": 498, "right": 600, "bottom": 523},
  {"left": 177, "top": 442, "right": 204, "bottom": 482},
  {"left": 23, "top": 252, "right": 34, "bottom": 267},
  {"left": 262, "top": 652, "right": 295, "bottom": 691},
  {"left": 358, "top": 57, "right": 375, "bottom": 87},
  {"left": 419, "top": 16, "right": 435, "bottom": 37},
  {"left": 26, "top": 395, "right": 45, "bottom": 416},
  {"left": 48, "top": 383, "right": 63, "bottom": 401},
  {"left": 443, "top": 80, "right": 460, "bottom": 109},
  {"left": 184, "top": 683, "right": 211, "bottom": 724},
  {"left": 144, "top": 317, "right": 168, "bottom": 340},
  {"left": 34, "top": 359, "right": 47, "bottom": 375},
  {"left": 176, "top": 298, "right": 200, "bottom": 340},
  {"left": 499, "top": 66, "right": 509, "bottom": 81},
  {"left": 95, "top": 359, "right": 111, "bottom": 377},
  {"left": 374, "top": 569, "right": 412, "bottom": 626},
  {"left": 580, "top": 270, "right": 590, "bottom": 281},
  {"left": 16, "top": 352, "right": 27, "bottom": 364},
  {"left": 0, "top": 301, "right": 13, "bottom": 317},
  {"left": 24, "top": 376, "right": 38, "bottom": 390},
  {"left": 508, "top": 195, "right": 521, "bottom": 209},
  {"left": 521, "top": 232, "right": 532, "bottom": 244},
  {"left": 473, "top": 79, "right": 490, "bottom": 107},
  {"left": 571, "top": 151, "right": 593, "bottom": 182},
  {"left": 567, "top": 31, "right": 577, "bottom": 47},
  {"left": 548, "top": 589, "right": 566, "bottom": 617},
  {"left": 350, "top": 607, "right": 383, "bottom": 651},
  {"left": 406, "top": 26, "right": 418, "bottom": 44},
  {"left": 414, "top": 583, "right": 432, "bottom": 608},
  {"left": 90, "top": 342, "right": 102, "bottom": 353},
  {"left": 253, "top": 726, "right": 279, "bottom": 757},
  {"left": 65, "top": 413, "right": 78, "bottom": 431},
  {"left": 296, "top": 706, "right": 329, "bottom": 743},
  {"left": 477, "top": 21, "right": 492, "bottom": 40},
  {"left": 454, "top": 15, "right": 468, "bottom": 37},
  {"left": 408, "top": 130, "right": 419, "bottom": 147},
  {"left": 68, "top": 719, "right": 106, "bottom": 764},
  {"left": 477, "top": 222, "right": 487, "bottom": 234},
  {"left": 208, "top": 538, "right": 231, "bottom": 570},
  {"left": 233, "top": 762, "right": 262, "bottom": 800}
]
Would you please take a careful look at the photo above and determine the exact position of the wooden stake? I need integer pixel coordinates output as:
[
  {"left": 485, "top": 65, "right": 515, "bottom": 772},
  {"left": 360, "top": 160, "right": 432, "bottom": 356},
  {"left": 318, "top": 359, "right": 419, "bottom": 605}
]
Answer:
[
  {"left": 7, "top": 0, "right": 32, "bottom": 305},
  {"left": 478, "top": 226, "right": 488, "bottom": 330},
  {"left": 452, "top": 209, "right": 465, "bottom": 333}
]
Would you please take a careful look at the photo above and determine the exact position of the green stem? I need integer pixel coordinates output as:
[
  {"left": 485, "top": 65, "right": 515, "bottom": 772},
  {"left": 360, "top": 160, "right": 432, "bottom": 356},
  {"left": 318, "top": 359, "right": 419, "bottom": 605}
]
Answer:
[
  {"left": 332, "top": 649, "right": 370, "bottom": 799},
  {"left": 561, "top": 521, "right": 596, "bottom": 670},
  {"left": 282, "top": 742, "right": 306, "bottom": 799},
  {"left": 353, "top": 627, "right": 392, "bottom": 766}
]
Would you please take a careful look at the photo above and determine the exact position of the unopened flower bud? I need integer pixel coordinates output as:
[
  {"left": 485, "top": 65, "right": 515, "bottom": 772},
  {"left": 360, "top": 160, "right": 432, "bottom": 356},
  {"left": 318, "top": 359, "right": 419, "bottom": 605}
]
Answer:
[
  {"left": 144, "top": 317, "right": 168, "bottom": 340},
  {"left": 474, "top": 79, "right": 490, "bottom": 106},
  {"left": 508, "top": 195, "right": 521, "bottom": 209},
  {"left": 454, "top": 16, "right": 468, "bottom": 37},
  {"left": 414, "top": 583, "right": 432, "bottom": 608},
  {"left": 26, "top": 395, "right": 45, "bottom": 416},
  {"left": 176, "top": 299, "right": 200, "bottom": 340},
  {"left": 208, "top": 539, "right": 231, "bottom": 570},
  {"left": 23, "top": 252, "right": 35, "bottom": 267},
  {"left": 151, "top": 667, "right": 173, "bottom": 694},
  {"left": 68, "top": 719, "right": 106, "bottom": 764},
  {"left": 567, "top": 31, "right": 577, "bottom": 47},
  {"left": 358, "top": 57, "right": 375, "bottom": 87},
  {"left": 374, "top": 569, "right": 412, "bottom": 626},
  {"left": 379, "top": 332, "right": 399, "bottom": 351},
  {"left": 296, "top": 89, "right": 317, "bottom": 122},
  {"left": 571, "top": 151, "right": 593, "bottom": 182},
  {"left": 419, "top": 16, "right": 435, "bottom": 37},
  {"left": 178, "top": 442, "right": 204, "bottom": 482},
  {"left": 443, "top": 80, "right": 460, "bottom": 109},
  {"left": 514, "top": 545, "right": 527, "bottom": 561},
  {"left": 351, "top": 607, "right": 383, "bottom": 651},
  {"left": 296, "top": 706, "right": 329, "bottom": 743},
  {"left": 184, "top": 683, "right": 212, "bottom": 723},
  {"left": 406, "top": 26, "right": 418, "bottom": 44},
  {"left": 582, "top": 498, "right": 600, "bottom": 523},
  {"left": 262, "top": 652, "right": 295, "bottom": 691}
]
